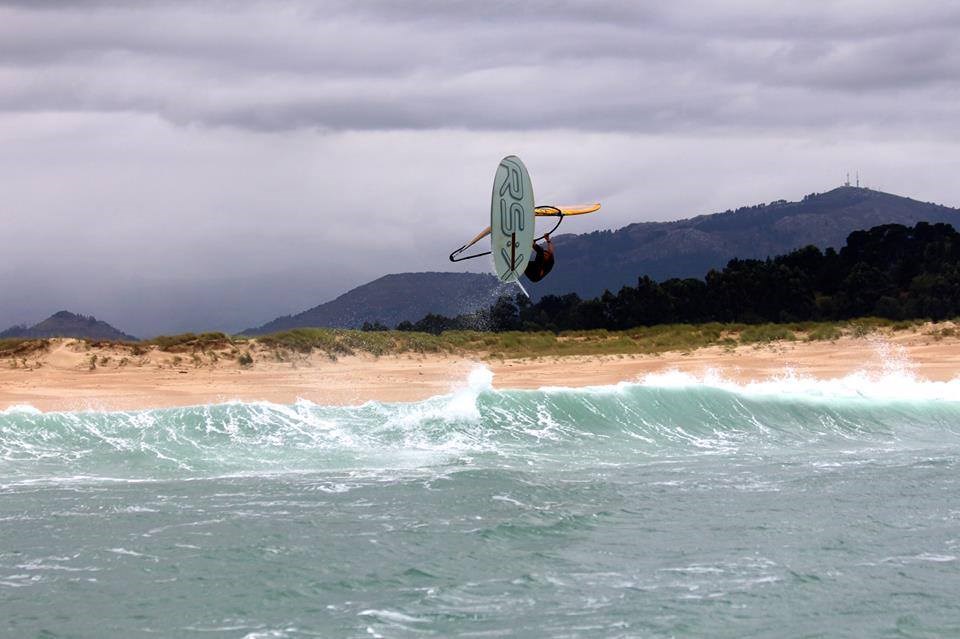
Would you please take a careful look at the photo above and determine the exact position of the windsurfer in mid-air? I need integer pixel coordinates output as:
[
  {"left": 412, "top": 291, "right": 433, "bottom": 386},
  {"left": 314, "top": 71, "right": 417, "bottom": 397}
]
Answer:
[
  {"left": 446, "top": 156, "right": 599, "bottom": 291},
  {"left": 524, "top": 234, "right": 555, "bottom": 282}
]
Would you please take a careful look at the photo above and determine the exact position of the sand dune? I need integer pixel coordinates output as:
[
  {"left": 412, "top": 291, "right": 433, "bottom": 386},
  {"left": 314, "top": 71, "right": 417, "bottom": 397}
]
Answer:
[{"left": 2, "top": 327, "right": 959, "bottom": 411}]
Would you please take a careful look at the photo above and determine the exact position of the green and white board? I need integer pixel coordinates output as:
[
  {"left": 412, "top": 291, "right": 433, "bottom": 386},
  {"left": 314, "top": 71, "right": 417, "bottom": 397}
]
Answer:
[{"left": 491, "top": 155, "right": 535, "bottom": 283}]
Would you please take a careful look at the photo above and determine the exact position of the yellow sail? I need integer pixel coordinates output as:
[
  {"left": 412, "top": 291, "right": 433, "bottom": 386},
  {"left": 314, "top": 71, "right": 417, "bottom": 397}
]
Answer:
[{"left": 534, "top": 203, "right": 601, "bottom": 217}]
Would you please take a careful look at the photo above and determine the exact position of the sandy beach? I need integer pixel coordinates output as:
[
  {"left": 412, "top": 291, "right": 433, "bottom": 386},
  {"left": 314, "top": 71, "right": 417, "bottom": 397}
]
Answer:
[{"left": 2, "top": 326, "right": 959, "bottom": 412}]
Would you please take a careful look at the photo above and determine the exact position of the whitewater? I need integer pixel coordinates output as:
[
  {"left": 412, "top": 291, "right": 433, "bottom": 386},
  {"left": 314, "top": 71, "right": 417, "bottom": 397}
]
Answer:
[{"left": 3, "top": 366, "right": 960, "bottom": 637}]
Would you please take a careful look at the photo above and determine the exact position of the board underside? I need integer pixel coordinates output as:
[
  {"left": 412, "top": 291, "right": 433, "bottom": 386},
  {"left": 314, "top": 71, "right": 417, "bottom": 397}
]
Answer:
[{"left": 491, "top": 156, "right": 535, "bottom": 283}]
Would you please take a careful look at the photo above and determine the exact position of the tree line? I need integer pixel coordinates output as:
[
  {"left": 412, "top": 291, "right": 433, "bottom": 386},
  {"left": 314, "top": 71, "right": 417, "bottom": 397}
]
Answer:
[{"left": 384, "top": 222, "right": 960, "bottom": 333}]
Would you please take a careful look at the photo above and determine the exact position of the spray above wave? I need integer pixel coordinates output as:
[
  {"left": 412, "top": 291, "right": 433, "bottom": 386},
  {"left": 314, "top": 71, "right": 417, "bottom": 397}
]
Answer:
[{"left": 3, "top": 366, "right": 960, "bottom": 482}]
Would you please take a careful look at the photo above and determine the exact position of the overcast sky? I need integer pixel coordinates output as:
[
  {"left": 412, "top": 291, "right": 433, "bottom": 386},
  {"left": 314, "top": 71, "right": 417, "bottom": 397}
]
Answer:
[{"left": 3, "top": 0, "right": 960, "bottom": 336}]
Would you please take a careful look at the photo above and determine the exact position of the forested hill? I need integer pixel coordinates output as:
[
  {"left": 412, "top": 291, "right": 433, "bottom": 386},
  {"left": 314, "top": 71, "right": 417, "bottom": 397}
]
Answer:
[
  {"left": 246, "top": 186, "right": 959, "bottom": 332},
  {"left": 400, "top": 222, "right": 960, "bottom": 333},
  {"left": 0, "top": 311, "right": 137, "bottom": 341},
  {"left": 538, "top": 186, "right": 960, "bottom": 300},
  {"left": 243, "top": 272, "right": 510, "bottom": 334}
]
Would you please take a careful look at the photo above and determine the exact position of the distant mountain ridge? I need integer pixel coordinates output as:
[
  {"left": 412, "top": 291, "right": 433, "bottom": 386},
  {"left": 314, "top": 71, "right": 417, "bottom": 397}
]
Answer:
[
  {"left": 537, "top": 186, "right": 960, "bottom": 299},
  {"left": 243, "top": 272, "right": 512, "bottom": 334},
  {"left": 0, "top": 311, "right": 137, "bottom": 341},
  {"left": 246, "top": 186, "right": 960, "bottom": 332}
]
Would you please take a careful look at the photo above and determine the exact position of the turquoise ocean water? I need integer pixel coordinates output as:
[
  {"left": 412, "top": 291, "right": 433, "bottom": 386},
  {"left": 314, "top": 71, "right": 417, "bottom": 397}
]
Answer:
[{"left": 3, "top": 367, "right": 960, "bottom": 638}]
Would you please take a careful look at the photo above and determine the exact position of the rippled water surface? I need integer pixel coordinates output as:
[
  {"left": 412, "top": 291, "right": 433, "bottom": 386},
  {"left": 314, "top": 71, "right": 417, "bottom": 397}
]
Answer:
[{"left": 3, "top": 368, "right": 960, "bottom": 637}]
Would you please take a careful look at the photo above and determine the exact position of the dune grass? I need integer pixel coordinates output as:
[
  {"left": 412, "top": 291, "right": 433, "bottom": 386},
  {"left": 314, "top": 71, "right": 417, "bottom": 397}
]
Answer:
[
  {"left": 0, "top": 317, "right": 952, "bottom": 361},
  {"left": 739, "top": 324, "right": 797, "bottom": 344},
  {"left": 805, "top": 324, "right": 842, "bottom": 341},
  {"left": 148, "top": 332, "right": 234, "bottom": 352},
  {"left": 0, "top": 338, "right": 49, "bottom": 357},
  {"left": 256, "top": 327, "right": 454, "bottom": 358}
]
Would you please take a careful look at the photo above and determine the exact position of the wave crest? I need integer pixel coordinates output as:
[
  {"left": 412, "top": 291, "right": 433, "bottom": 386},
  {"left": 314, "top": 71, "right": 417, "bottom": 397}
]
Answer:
[{"left": 4, "top": 366, "right": 960, "bottom": 481}]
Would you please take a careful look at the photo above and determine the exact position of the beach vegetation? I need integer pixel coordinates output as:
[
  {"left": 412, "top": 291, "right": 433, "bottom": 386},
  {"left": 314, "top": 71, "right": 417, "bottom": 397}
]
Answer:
[
  {"left": 254, "top": 327, "right": 455, "bottom": 358},
  {"left": 2, "top": 316, "right": 957, "bottom": 364},
  {"left": 150, "top": 332, "right": 233, "bottom": 352},
  {"left": 891, "top": 319, "right": 923, "bottom": 331},
  {"left": 849, "top": 322, "right": 873, "bottom": 338},
  {"left": 397, "top": 222, "right": 960, "bottom": 336},
  {"left": 930, "top": 326, "right": 957, "bottom": 341},
  {"left": 0, "top": 338, "right": 48, "bottom": 358},
  {"left": 257, "top": 328, "right": 351, "bottom": 355},
  {"left": 806, "top": 325, "right": 842, "bottom": 341},
  {"left": 720, "top": 337, "right": 738, "bottom": 351},
  {"left": 739, "top": 324, "right": 797, "bottom": 344}
]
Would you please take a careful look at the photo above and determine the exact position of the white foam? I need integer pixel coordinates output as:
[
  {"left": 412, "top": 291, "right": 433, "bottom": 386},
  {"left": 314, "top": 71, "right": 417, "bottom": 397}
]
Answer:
[
  {"left": 525, "top": 334, "right": 960, "bottom": 403},
  {"left": 358, "top": 609, "right": 430, "bottom": 624},
  {"left": 381, "top": 364, "right": 491, "bottom": 430},
  {"left": 442, "top": 365, "right": 493, "bottom": 420},
  {"left": 0, "top": 404, "right": 42, "bottom": 416},
  {"left": 5, "top": 348, "right": 960, "bottom": 427},
  {"left": 634, "top": 368, "right": 960, "bottom": 403},
  {"left": 466, "top": 364, "right": 494, "bottom": 391},
  {"left": 620, "top": 335, "right": 960, "bottom": 402}
]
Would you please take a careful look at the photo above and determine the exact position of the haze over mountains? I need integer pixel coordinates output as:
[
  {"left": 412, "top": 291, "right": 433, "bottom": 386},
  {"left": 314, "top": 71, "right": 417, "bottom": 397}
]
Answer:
[
  {"left": 6, "top": 186, "right": 959, "bottom": 339},
  {"left": 538, "top": 186, "right": 960, "bottom": 300},
  {"left": 245, "top": 186, "right": 960, "bottom": 332},
  {"left": 243, "top": 272, "right": 511, "bottom": 335},
  {"left": 0, "top": 311, "right": 136, "bottom": 342}
]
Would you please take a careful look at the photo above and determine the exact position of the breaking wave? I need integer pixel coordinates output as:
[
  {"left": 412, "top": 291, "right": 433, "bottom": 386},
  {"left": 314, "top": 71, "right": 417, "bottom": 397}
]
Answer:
[{"left": 4, "top": 366, "right": 960, "bottom": 482}]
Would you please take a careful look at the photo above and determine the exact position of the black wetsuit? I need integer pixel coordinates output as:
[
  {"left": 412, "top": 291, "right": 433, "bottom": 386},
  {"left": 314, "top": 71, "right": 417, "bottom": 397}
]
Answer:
[{"left": 524, "top": 242, "right": 555, "bottom": 282}]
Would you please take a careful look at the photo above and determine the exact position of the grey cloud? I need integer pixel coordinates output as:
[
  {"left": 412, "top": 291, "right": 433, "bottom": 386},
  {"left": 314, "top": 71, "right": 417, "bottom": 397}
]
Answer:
[
  {"left": 4, "top": 125, "right": 960, "bottom": 336},
  {"left": 3, "top": 1, "right": 960, "bottom": 336},
  {"left": 1, "top": 1, "right": 959, "bottom": 136}
]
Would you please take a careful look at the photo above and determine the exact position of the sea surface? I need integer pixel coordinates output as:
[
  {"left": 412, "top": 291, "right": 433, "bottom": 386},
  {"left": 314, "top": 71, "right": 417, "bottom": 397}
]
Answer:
[{"left": 3, "top": 366, "right": 960, "bottom": 638}]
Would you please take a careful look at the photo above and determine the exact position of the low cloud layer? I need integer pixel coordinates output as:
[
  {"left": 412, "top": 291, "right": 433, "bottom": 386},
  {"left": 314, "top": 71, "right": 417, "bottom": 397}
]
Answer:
[
  {"left": 2, "top": 1, "right": 960, "bottom": 335},
  {"left": 3, "top": 1, "right": 960, "bottom": 134}
]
